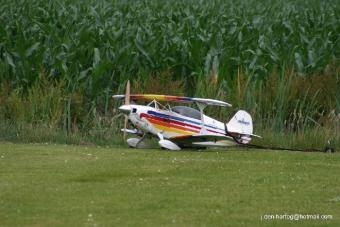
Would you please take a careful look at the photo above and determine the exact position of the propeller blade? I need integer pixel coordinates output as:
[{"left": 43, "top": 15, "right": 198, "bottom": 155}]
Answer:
[
  {"left": 124, "top": 80, "right": 130, "bottom": 139},
  {"left": 125, "top": 80, "right": 130, "bottom": 105}
]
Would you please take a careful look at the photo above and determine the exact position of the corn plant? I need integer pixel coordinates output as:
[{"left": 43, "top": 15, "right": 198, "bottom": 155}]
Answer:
[{"left": 0, "top": 0, "right": 339, "bottom": 144}]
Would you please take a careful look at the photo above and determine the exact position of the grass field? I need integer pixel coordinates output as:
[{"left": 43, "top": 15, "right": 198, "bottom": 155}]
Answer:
[{"left": 0, "top": 143, "right": 339, "bottom": 226}]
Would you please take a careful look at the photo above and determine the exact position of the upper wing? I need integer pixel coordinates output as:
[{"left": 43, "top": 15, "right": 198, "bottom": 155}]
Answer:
[{"left": 112, "top": 94, "right": 232, "bottom": 107}]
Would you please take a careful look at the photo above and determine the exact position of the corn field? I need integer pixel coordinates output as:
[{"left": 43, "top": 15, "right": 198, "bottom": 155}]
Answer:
[{"left": 0, "top": 0, "right": 339, "bottom": 147}]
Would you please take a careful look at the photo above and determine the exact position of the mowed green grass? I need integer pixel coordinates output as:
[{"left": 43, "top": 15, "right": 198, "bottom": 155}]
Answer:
[{"left": 0, "top": 143, "right": 339, "bottom": 226}]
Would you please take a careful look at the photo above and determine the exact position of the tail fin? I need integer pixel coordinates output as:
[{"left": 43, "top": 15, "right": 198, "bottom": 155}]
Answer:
[
  {"left": 226, "top": 110, "right": 254, "bottom": 144},
  {"left": 227, "top": 110, "right": 253, "bottom": 135}
]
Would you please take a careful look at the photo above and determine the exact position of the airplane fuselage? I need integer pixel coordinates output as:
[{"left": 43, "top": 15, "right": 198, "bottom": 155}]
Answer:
[{"left": 127, "top": 104, "right": 227, "bottom": 139}]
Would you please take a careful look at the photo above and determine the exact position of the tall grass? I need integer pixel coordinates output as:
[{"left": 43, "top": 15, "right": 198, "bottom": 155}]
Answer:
[
  {"left": 0, "top": 0, "right": 339, "bottom": 149},
  {"left": 0, "top": 67, "right": 338, "bottom": 149},
  {"left": 191, "top": 66, "right": 339, "bottom": 149}
]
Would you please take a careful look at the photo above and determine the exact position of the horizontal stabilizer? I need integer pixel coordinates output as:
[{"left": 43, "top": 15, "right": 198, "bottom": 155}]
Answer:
[
  {"left": 228, "top": 131, "right": 262, "bottom": 138},
  {"left": 248, "top": 133, "right": 262, "bottom": 138}
]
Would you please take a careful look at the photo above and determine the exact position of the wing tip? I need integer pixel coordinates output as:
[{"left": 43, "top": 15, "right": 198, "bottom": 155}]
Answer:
[{"left": 112, "top": 94, "right": 124, "bottom": 99}]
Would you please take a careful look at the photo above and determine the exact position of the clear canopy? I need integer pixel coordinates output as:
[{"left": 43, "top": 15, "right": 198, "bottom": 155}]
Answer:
[{"left": 171, "top": 106, "right": 201, "bottom": 120}]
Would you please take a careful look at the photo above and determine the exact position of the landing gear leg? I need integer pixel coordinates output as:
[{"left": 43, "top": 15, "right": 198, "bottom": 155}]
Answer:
[
  {"left": 136, "top": 133, "right": 147, "bottom": 147},
  {"left": 126, "top": 134, "right": 149, "bottom": 148}
]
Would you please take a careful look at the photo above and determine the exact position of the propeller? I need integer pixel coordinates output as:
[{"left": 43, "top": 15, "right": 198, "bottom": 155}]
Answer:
[{"left": 123, "top": 80, "right": 130, "bottom": 139}]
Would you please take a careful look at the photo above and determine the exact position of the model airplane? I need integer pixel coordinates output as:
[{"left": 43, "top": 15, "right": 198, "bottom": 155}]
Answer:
[{"left": 113, "top": 81, "right": 261, "bottom": 150}]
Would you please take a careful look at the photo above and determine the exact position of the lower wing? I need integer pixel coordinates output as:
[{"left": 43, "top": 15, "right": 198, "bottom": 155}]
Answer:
[{"left": 170, "top": 134, "right": 236, "bottom": 147}]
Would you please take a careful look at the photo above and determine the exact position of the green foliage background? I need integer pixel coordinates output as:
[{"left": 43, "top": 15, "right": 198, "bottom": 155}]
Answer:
[{"left": 0, "top": 0, "right": 339, "bottom": 148}]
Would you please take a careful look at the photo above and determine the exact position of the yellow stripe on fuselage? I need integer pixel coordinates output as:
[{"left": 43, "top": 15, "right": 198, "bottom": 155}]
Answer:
[{"left": 152, "top": 122, "right": 194, "bottom": 135}]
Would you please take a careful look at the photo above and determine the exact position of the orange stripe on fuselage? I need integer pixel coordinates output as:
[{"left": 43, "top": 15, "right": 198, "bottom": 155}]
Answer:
[
  {"left": 152, "top": 123, "right": 194, "bottom": 135},
  {"left": 146, "top": 117, "right": 199, "bottom": 133}
]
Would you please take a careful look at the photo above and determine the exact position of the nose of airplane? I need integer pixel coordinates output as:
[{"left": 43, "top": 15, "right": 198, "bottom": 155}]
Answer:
[{"left": 119, "top": 105, "right": 132, "bottom": 114}]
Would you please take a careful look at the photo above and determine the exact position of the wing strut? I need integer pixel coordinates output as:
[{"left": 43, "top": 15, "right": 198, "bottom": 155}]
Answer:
[{"left": 196, "top": 102, "right": 207, "bottom": 134}]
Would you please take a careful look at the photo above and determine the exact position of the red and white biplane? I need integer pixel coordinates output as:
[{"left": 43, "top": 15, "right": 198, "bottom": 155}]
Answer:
[{"left": 113, "top": 81, "right": 260, "bottom": 150}]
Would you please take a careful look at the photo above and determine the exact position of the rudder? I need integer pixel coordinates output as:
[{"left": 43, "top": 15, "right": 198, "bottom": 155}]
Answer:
[{"left": 226, "top": 110, "right": 253, "bottom": 144}]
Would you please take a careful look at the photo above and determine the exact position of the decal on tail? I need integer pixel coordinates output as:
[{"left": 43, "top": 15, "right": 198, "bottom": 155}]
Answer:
[
  {"left": 226, "top": 110, "right": 255, "bottom": 144},
  {"left": 227, "top": 110, "right": 253, "bottom": 134}
]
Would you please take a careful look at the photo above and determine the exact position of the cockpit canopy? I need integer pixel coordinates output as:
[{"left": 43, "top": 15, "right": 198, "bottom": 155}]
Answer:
[{"left": 171, "top": 106, "right": 202, "bottom": 120}]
